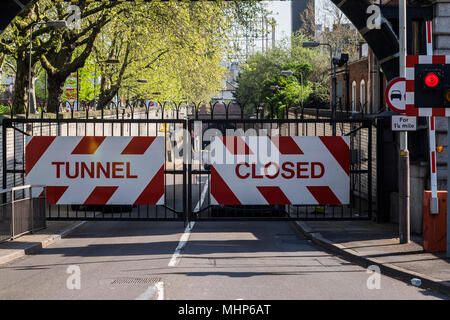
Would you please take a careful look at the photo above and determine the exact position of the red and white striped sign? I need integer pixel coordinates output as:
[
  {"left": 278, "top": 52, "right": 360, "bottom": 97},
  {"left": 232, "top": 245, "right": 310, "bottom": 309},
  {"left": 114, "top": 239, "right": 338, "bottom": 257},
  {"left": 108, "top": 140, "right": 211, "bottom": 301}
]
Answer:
[
  {"left": 210, "top": 136, "right": 350, "bottom": 205},
  {"left": 424, "top": 21, "right": 438, "bottom": 206},
  {"left": 25, "top": 136, "right": 164, "bottom": 205},
  {"left": 405, "top": 55, "right": 450, "bottom": 117}
]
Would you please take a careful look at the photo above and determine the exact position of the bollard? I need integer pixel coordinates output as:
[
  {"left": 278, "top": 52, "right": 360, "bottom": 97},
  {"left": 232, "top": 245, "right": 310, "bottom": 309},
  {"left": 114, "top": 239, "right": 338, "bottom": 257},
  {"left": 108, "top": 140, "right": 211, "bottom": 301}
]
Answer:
[{"left": 423, "top": 190, "right": 447, "bottom": 252}]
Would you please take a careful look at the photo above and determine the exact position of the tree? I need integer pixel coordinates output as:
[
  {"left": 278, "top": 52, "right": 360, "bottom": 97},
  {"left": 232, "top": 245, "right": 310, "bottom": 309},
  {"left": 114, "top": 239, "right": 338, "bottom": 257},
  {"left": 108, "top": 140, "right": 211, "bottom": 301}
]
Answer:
[
  {"left": 0, "top": 0, "right": 119, "bottom": 113},
  {"left": 1, "top": 0, "right": 266, "bottom": 113},
  {"left": 92, "top": 1, "right": 264, "bottom": 108},
  {"left": 317, "top": 1, "right": 363, "bottom": 61},
  {"left": 261, "top": 75, "right": 311, "bottom": 118},
  {"left": 39, "top": 1, "right": 119, "bottom": 112},
  {"left": 234, "top": 33, "right": 329, "bottom": 116},
  {"left": 298, "top": 0, "right": 315, "bottom": 38}
]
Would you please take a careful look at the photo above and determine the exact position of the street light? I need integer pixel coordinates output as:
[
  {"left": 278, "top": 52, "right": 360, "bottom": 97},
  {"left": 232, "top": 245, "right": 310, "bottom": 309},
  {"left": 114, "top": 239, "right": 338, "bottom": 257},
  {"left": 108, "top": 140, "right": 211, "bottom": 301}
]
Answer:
[
  {"left": 302, "top": 41, "right": 320, "bottom": 48},
  {"left": 302, "top": 41, "right": 336, "bottom": 135},
  {"left": 269, "top": 85, "right": 284, "bottom": 90},
  {"left": 28, "top": 20, "right": 68, "bottom": 116},
  {"left": 281, "top": 70, "right": 294, "bottom": 76}
]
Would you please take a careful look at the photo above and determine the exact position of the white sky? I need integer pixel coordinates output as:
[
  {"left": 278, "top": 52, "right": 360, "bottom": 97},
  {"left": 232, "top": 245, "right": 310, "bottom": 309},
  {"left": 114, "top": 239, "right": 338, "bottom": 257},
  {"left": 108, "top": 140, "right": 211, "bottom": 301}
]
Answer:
[
  {"left": 266, "top": 0, "right": 336, "bottom": 43},
  {"left": 265, "top": 1, "right": 292, "bottom": 42}
]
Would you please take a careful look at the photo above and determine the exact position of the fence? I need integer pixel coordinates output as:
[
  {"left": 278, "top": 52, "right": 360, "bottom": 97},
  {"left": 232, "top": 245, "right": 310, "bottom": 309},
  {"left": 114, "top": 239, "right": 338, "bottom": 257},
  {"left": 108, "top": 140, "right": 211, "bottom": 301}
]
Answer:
[
  {"left": 0, "top": 185, "right": 46, "bottom": 243},
  {"left": 187, "top": 117, "right": 374, "bottom": 221},
  {"left": 1, "top": 101, "right": 377, "bottom": 223}
]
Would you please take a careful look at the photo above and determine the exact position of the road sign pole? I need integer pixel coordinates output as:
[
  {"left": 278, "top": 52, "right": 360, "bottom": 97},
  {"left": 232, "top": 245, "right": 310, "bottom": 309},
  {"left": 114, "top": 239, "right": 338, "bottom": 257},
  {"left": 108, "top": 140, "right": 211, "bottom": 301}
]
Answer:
[
  {"left": 447, "top": 117, "right": 450, "bottom": 257},
  {"left": 425, "top": 21, "right": 439, "bottom": 214},
  {"left": 399, "top": 0, "right": 410, "bottom": 244}
]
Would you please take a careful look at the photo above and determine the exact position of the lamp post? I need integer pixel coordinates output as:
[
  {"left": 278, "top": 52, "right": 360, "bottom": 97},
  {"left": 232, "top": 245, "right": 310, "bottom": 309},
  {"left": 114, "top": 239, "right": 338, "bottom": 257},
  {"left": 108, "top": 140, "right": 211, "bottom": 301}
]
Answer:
[
  {"left": 94, "top": 58, "right": 120, "bottom": 109},
  {"left": 398, "top": 0, "right": 410, "bottom": 245},
  {"left": 302, "top": 41, "right": 336, "bottom": 135},
  {"left": 28, "top": 20, "right": 67, "bottom": 117}
]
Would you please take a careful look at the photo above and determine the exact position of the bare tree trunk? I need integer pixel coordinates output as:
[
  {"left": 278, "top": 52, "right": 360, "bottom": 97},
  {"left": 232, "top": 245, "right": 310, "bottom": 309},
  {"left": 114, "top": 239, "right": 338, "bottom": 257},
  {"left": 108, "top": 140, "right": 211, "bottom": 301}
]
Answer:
[
  {"left": 12, "top": 60, "right": 29, "bottom": 115},
  {"left": 97, "top": 84, "right": 120, "bottom": 110},
  {"left": 47, "top": 76, "right": 65, "bottom": 113}
]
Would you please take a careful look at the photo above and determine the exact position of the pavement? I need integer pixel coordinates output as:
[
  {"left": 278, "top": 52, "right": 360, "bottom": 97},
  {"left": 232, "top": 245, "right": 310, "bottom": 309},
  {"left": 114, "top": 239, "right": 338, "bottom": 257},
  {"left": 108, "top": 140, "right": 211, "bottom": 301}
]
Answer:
[
  {"left": 292, "top": 220, "right": 450, "bottom": 296},
  {"left": 0, "top": 220, "right": 86, "bottom": 266}
]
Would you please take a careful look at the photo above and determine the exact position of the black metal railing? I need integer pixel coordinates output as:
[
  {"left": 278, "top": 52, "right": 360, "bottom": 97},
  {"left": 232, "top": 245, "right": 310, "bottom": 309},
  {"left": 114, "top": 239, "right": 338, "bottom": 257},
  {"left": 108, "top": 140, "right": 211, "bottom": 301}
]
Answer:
[
  {"left": 1, "top": 101, "right": 375, "bottom": 223},
  {"left": 0, "top": 185, "right": 46, "bottom": 243}
]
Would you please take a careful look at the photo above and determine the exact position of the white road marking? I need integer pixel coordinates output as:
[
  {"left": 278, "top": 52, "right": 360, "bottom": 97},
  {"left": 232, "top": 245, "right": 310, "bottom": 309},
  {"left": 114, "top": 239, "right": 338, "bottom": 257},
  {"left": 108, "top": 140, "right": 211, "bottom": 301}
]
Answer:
[
  {"left": 168, "top": 180, "right": 208, "bottom": 267},
  {"left": 135, "top": 285, "right": 156, "bottom": 300},
  {"left": 195, "top": 178, "right": 209, "bottom": 212},
  {"left": 155, "top": 281, "right": 164, "bottom": 300},
  {"left": 135, "top": 281, "right": 164, "bottom": 300},
  {"left": 168, "top": 221, "right": 195, "bottom": 267}
]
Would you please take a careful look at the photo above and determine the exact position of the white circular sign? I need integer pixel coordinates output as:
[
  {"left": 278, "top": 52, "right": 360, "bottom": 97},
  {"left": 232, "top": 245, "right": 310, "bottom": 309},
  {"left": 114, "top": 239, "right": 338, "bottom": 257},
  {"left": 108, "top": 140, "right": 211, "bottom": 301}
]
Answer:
[{"left": 385, "top": 77, "right": 406, "bottom": 113}]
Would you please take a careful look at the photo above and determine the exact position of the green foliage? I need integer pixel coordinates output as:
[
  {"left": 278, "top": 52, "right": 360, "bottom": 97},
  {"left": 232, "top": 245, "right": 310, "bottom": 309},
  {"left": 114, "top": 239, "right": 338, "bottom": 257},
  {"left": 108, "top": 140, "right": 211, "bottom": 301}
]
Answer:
[
  {"left": 303, "top": 83, "right": 330, "bottom": 109},
  {"left": 234, "top": 32, "right": 330, "bottom": 117},
  {"left": 85, "top": 1, "right": 268, "bottom": 106},
  {"left": 0, "top": 104, "right": 11, "bottom": 114},
  {"left": 261, "top": 75, "right": 311, "bottom": 118},
  {"left": 0, "top": 0, "right": 266, "bottom": 112}
]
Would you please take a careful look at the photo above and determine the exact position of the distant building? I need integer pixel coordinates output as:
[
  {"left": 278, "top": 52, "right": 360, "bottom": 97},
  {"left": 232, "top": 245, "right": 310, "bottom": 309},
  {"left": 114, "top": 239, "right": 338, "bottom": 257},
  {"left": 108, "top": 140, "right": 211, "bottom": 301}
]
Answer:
[
  {"left": 331, "top": 2, "right": 432, "bottom": 115},
  {"left": 291, "top": 0, "right": 314, "bottom": 35},
  {"left": 0, "top": 72, "right": 14, "bottom": 101},
  {"left": 328, "top": 1, "right": 434, "bottom": 231},
  {"left": 212, "top": 61, "right": 240, "bottom": 103}
]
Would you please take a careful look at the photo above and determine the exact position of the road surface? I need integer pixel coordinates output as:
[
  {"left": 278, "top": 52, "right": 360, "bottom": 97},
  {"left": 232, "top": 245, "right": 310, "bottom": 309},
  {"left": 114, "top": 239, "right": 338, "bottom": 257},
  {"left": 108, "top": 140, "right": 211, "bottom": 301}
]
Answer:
[{"left": 0, "top": 220, "right": 447, "bottom": 300}]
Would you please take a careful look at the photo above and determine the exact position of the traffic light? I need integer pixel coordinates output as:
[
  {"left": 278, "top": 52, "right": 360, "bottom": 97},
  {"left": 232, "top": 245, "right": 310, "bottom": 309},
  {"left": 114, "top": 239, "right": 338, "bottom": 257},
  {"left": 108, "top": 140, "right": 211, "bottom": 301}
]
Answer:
[
  {"left": 414, "top": 64, "right": 450, "bottom": 108},
  {"left": 332, "top": 53, "right": 349, "bottom": 67}
]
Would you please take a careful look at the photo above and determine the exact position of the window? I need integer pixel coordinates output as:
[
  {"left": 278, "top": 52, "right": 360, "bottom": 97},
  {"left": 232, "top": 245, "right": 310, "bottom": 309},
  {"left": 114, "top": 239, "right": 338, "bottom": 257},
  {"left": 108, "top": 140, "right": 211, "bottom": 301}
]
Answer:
[
  {"left": 352, "top": 81, "right": 357, "bottom": 111},
  {"left": 360, "top": 80, "right": 366, "bottom": 112}
]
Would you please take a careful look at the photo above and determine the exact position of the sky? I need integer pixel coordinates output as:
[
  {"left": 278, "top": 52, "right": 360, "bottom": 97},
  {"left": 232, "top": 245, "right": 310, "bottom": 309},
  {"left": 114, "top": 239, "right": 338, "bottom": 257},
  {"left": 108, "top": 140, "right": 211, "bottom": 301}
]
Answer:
[
  {"left": 266, "top": 0, "right": 335, "bottom": 43},
  {"left": 265, "top": 1, "right": 292, "bottom": 43}
]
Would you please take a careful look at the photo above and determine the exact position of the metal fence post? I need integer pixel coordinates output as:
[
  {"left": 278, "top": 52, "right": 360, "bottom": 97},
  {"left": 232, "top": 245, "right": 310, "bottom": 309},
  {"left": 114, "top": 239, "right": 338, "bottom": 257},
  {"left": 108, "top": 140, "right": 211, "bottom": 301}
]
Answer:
[
  {"left": 11, "top": 189, "right": 14, "bottom": 239},
  {"left": 2, "top": 122, "right": 7, "bottom": 204},
  {"left": 368, "top": 121, "right": 373, "bottom": 220},
  {"left": 187, "top": 119, "right": 192, "bottom": 224},
  {"left": 30, "top": 186, "right": 34, "bottom": 233}
]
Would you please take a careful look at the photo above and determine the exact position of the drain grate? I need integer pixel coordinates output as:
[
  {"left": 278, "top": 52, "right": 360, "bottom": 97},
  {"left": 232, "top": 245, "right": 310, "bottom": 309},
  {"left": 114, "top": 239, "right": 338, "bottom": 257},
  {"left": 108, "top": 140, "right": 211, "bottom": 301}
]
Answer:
[{"left": 111, "top": 277, "right": 161, "bottom": 285}]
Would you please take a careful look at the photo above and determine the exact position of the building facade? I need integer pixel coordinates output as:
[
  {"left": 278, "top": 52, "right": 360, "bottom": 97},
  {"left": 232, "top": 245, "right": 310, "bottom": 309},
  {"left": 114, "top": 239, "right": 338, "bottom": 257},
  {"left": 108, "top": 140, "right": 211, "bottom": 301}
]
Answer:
[
  {"left": 326, "top": 1, "right": 436, "bottom": 232},
  {"left": 291, "top": 0, "right": 315, "bottom": 35}
]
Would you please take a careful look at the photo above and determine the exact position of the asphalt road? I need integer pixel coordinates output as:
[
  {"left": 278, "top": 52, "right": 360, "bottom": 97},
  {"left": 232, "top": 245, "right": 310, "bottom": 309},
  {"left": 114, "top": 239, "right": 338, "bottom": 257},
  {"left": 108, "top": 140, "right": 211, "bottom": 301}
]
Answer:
[{"left": 0, "top": 220, "right": 447, "bottom": 300}]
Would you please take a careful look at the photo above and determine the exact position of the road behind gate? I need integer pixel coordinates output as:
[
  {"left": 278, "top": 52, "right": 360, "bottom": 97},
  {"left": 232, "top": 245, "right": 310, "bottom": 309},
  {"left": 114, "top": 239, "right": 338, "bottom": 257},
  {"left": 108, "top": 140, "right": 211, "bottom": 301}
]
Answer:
[{"left": 0, "top": 220, "right": 447, "bottom": 300}]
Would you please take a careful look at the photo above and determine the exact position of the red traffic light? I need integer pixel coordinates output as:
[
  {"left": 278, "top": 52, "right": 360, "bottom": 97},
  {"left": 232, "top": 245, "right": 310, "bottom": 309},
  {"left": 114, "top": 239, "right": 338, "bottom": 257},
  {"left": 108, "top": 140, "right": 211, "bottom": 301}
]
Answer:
[{"left": 424, "top": 72, "right": 440, "bottom": 87}]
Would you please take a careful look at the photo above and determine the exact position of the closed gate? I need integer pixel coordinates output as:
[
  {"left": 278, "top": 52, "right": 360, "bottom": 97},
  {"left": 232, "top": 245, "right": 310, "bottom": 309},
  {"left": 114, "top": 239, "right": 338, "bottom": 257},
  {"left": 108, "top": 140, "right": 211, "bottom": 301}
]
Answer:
[
  {"left": 1, "top": 105, "right": 374, "bottom": 222},
  {"left": 187, "top": 117, "right": 373, "bottom": 221}
]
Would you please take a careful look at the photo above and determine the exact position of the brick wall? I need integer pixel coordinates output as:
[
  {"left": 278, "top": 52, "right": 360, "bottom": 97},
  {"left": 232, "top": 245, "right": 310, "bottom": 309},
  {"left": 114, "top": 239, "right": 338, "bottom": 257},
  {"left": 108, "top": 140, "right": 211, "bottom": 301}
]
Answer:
[{"left": 335, "top": 58, "right": 370, "bottom": 113}]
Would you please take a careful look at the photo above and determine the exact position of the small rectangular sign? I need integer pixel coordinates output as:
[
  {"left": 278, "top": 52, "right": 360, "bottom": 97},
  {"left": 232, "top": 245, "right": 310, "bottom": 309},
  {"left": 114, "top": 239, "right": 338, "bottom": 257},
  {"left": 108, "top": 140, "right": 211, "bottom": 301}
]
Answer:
[
  {"left": 392, "top": 115, "right": 417, "bottom": 131},
  {"left": 25, "top": 136, "right": 164, "bottom": 205},
  {"left": 209, "top": 136, "right": 350, "bottom": 205}
]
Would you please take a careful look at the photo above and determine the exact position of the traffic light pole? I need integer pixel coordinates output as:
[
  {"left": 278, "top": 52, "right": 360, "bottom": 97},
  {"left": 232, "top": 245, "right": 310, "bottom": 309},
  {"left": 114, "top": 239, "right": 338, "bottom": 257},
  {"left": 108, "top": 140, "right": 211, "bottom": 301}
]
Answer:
[
  {"left": 447, "top": 118, "right": 450, "bottom": 257},
  {"left": 399, "top": 0, "right": 410, "bottom": 244}
]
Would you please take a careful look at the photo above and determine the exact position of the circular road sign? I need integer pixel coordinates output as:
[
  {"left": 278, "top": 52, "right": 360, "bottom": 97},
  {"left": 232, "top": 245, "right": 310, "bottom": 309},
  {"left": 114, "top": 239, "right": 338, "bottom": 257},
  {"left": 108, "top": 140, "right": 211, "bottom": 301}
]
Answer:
[{"left": 385, "top": 77, "right": 406, "bottom": 114}]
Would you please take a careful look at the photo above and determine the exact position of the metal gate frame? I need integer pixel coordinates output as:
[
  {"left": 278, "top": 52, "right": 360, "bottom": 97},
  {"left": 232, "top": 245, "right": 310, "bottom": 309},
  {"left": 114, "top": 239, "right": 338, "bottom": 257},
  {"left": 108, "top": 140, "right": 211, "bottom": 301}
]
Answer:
[
  {"left": 186, "top": 117, "right": 374, "bottom": 222},
  {"left": 1, "top": 107, "right": 374, "bottom": 222},
  {"left": 2, "top": 116, "right": 188, "bottom": 222}
]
